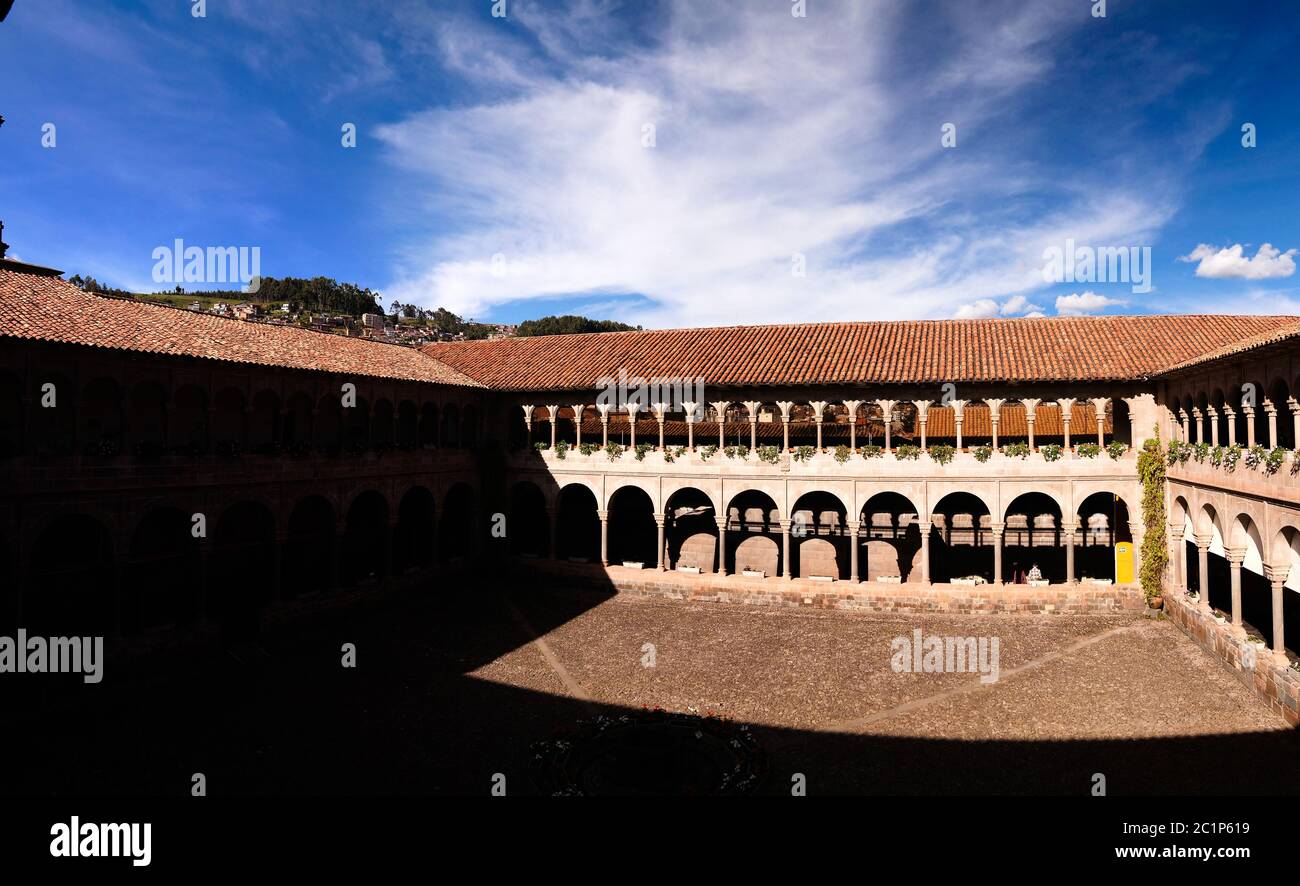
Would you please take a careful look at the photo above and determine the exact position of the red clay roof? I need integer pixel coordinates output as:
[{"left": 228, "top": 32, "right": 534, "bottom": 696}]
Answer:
[
  {"left": 1158, "top": 318, "right": 1300, "bottom": 375},
  {"left": 423, "top": 315, "right": 1300, "bottom": 391},
  {"left": 0, "top": 269, "right": 481, "bottom": 387}
]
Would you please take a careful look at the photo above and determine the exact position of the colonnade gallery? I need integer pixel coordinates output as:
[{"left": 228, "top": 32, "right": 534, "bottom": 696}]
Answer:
[{"left": 3, "top": 258, "right": 1300, "bottom": 663}]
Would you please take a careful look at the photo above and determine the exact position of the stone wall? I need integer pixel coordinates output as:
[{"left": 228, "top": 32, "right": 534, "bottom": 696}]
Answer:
[{"left": 1163, "top": 591, "right": 1300, "bottom": 726}]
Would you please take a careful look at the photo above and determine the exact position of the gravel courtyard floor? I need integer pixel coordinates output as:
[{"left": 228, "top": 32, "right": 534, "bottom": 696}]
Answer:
[{"left": 10, "top": 582, "right": 1299, "bottom": 795}]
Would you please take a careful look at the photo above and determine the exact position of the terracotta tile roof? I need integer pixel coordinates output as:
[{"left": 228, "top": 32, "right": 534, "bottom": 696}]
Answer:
[
  {"left": 423, "top": 315, "right": 1300, "bottom": 391},
  {"left": 1158, "top": 318, "right": 1300, "bottom": 375},
  {"left": 0, "top": 268, "right": 481, "bottom": 387}
]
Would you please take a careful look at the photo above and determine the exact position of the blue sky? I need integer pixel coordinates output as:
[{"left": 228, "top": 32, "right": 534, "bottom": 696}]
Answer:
[{"left": 1, "top": 0, "right": 1299, "bottom": 326}]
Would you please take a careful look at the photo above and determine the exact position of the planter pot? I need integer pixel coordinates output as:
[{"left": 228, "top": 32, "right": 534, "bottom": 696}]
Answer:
[
  {"left": 1149, "top": 595, "right": 1164, "bottom": 610},
  {"left": 1027, "top": 579, "right": 1050, "bottom": 587},
  {"left": 808, "top": 575, "right": 835, "bottom": 583},
  {"left": 951, "top": 577, "right": 981, "bottom": 586},
  {"left": 676, "top": 566, "right": 701, "bottom": 575},
  {"left": 622, "top": 561, "right": 645, "bottom": 570},
  {"left": 1213, "top": 616, "right": 1227, "bottom": 625},
  {"left": 1087, "top": 578, "right": 1113, "bottom": 585},
  {"left": 741, "top": 569, "right": 766, "bottom": 578},
  {"left": 876, "top": 575, "right": 902, "bottom": 584}
]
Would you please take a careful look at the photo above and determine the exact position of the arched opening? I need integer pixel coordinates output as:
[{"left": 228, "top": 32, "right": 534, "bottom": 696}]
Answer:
[
  {"left": 80, "top": 377, "right": 123, "bottom": 456},
  {"left": 726, "top": 490, "right": 782, "bottom": 577},
  {"left": 248, "top": 389, "right": 279, "bottom": 453},
  {"left": 0, "top": 371, "right": 21, "bottom": 458},
  {"left": 169, "top": 384, "right": 207, "bottom": 455},
  {"left": 314, "top": 394, "right": 342, "bottom": 452},
  {"left": 1003, "top": 492, "right": 1064, "bottom": 584},
  {"left": 554, "top": 484, "right": 598, "bottom": 561},
  {"left": 419, "top": 402, "right": 439, "bottom": 449},
  {"left": 345, "top": 396, "right": 371, "bottom": 452},
  {"left": 397, "top": 400, "right": 418, "bottom": 450},
  {"left": 371, "top": 399, "right": 395, "bottom": 448},
  {"left": 26, "top": 514, "right": 115, "bottom": 635},
  {"left": 1112, "top": 398, "right": 1131, "bottom": 447},
  {"left": 790, "top": 491, "right": 847, "bottom": 579},
  {"left": 1076, "top": 492, "right": 1132, "bottom": 583},
  {"left": 508, "top": 481, "right": 549, "bottom": 558},
  {"left": 929, "top": 492, "right": 993, "bottom": 583},
  {"left": 608, "top": 485, "right": 656, "bottom": 566},
  {"left": 341, "top": 491, "right": 389, "bottom": 588},
  {"left": 1277, "top": 527, "right": 1300, "bottom": 659},
  {"left": 31, "top": 371, "right": 76, "bottom": 455},
  {"left": 0, "top": 532, "right": 12, "bottom": 632},
  {"left": 552, "top": 406, "right": 576, "bottom": 448},
  {"left": 212, "top": 387, "right": 245, "bottom": 455},
  {"left": 128, "top": 380, "right": 168, "bottom": 458},
  {"left": 283, "top": 392, "right": 313, "bottom": 449},
  {"left": 394, "top": 486, "right": 436, "bottom": 575},
  {"left": 665, "top": 487, "right": 717, "bottom": 572},
  {"left": 508, "top": 404, "right": 528, "bottom": 451},
  {"left": 860, "top": 492, "right": 922, "bottom": 582},
  {"left": 1231, "top": 513, "right": 1270, "bottom": 643},
  {"left": 441, "top": 404, "right": 461, "bottom": 449},
  {"left": 124, "top": 508, "right": 199, "bottom": 633},
  {"left": 462, "top": 404, "right": 479, "bottom": 449},
  {"left": 439, "top": 483, "right": 475, "bottom": 563},
  {"left": 1270, "top": 378, "right": 1294, "bottom": 449},
  {"left": 284, "top": 496, "right": 335, "bottom": 599},
  {"left": 210, "top": 501, "right": 276, "bottom": 643}
]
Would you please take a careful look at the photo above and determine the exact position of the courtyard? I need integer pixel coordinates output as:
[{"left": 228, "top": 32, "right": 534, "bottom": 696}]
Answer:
[{"left": 9, "top": 581, "right": 1298, "bottom": 796}]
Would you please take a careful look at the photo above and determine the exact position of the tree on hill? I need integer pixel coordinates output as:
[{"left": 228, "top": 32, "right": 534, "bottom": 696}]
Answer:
[{"left": 517, "top": 315, "right": 640, "bottom": 337}]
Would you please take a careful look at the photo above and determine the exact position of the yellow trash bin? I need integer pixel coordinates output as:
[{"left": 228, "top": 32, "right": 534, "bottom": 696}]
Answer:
[{"left": 1115, "top": 542, "right": 1134, "bottom": 584}]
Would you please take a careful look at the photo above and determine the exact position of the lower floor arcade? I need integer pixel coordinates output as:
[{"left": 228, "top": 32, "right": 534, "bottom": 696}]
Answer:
[{"left": 506, "top": 477, "right": 1138, "bottom": 590}]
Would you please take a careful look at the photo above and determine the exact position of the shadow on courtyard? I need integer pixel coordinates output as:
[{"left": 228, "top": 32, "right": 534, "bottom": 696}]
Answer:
[{"left": 4, "top": 574, "right": 1298, "bottom": 797}]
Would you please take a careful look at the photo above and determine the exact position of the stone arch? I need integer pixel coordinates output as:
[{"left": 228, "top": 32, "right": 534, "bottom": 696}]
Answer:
[
  {"left": 1076, "top": 491, "right": 1132, "bottom": 583},
  {"left": 314, "top": 393, "right": 342, "bottom": 451},
  {"left": 790, "top": 490, "right": 847, "bottom": 579},
  {"left": 80, "top": 376, "right": 123, "bottom": 456},
  {"left": 860, "top": 491, "right": 922, "bottom": 582},
  {"left": 284, "top": 495, "right": 335, "bottom": 599},
  {"left": 929, "top": 491, "right": 994, "bottom": 584},
  {"left": 439, "top": 482, "right": 475, "bottom": 563},
  {"left": 169, "top": 383, "right": 207, "bottom": 454},
  {"left": 345, "top": 395, "right": 371, "bottom": 450},
  {"left": 725, "top": 489, "right": 783, "bottom": 576},
  {"left": 211, "top": 387, "right": 246, "bottom": 451},
  {"left": 124, "top": 506, "right": 200, "bottom": 633},
  {"left": 608, "top": 484, "right": 656, "bottom": 566},
  {"left": 26, "top": 513, "right": 116, "bottom": 636},
  {"left": 1003, "top": 492, "right": 1064, "bottom": 584},
  {"left": 248, "top": 389, "right": 280, "bottom": 452},
  {"left": 342, "top": 490, "right": 389, "bottom": 587},
  {"left": 509, "top": 480, "right": 549, "bottom": 558},
  {"left": 664, "top": 486, "right": 718, "bottom": 573},
  {"left": 127, "top": 379, "right": 168, "bottom": 457},
  {"left": 394, "top": 485, "right": 436, "bottom": 575},
  {"left": 556, "top": 483, "right": 600, "bottom": 562},
  {"left": 283, "top": 391, "right": 314, "bottom": 447},
  {"left": 604, "top": 477, "right": 659, "bottom": 513},
  {"left": 211, "top": 500, "right": 276, "bottom": 643},
  {"left": 442, "top": 403, "right": 461, "bottom": 448},
  {"left": 462, "top": 403, "right": 479, "bottom": 449},
  {"left": 396, "top": 400, "right": 419, "bottom": 449},
  {"left": 419, "top": 402, "right": 439, "bottom": 448},
  {"left": 371, "top": 398, "right": 396, "bottom": 447}
]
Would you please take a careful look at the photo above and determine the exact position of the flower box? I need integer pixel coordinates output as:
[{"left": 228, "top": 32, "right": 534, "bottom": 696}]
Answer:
[
  {"left": 741, "top": 569, "right": 766, "bottom": 578},
  {"left": 676, "top": 566, "right": 701, "bottom": 575},
  {"left": 951, "top": 577, "right": 983, "bottom": 586},
  {"left": 876, "top": 575, "right": 902, "bottom": 584},
  {"left": 622, "top": 561, "right": 645, "bottom": 569},
  {"left": 808, "top": 575, "right": 835, "bottom": 582}
]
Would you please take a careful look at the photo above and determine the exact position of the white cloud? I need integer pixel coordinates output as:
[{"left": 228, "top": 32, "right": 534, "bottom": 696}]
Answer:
[
  {"left": 1179, "top": 243, "right": 1297, "bottom": 280},
  {"left": 1055, "top": 292, "right": 1127, "bottom": 316},
  {"left": 375, "top": 0, "right": 1186, "bottom": 325},
  {"left": 1000, "top": 294, "right": 1043, "bottom": 315},
  {"left": 954, "top": 299, "right": 1000, "bottom": 319}
]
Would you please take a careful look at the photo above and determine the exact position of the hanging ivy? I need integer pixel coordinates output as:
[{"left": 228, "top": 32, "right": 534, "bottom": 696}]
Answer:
[{"left": 1137, "top": 436, "right": 1168, "bottom": 604}]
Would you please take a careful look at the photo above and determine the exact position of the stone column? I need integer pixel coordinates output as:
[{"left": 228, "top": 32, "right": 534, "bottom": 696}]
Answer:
[
  {"left": 1291, "top": 397, "right": 1300, "bottom": 446},
  {"left": 1090, "top": 397, "right": 1108, "bottom": 447},
  {"left": 914, "top": 401, "right": 930, "bottom": 451},
  {"left": 1206, "top": 405, "right": 1219, "bottom": 447},
  {"left": 598, "top": 509, "right": 609, "bottom": 566},
  {"left": 777, "top": 401, "right": 793, "bottom": 451},
  {"left": 1063, "top": 520, "right": 1077, "bottom": 585},
  {"left": 1195, "top": 535, "right": 1212, "bottom": 610},
  {"left": 811, "top": 400, "right": 827, "bottom": 451},
  {"left": 715, "top": 517, "right": 728, "bottom": 576},
  {"left": 1023, "top": 398, "right": 1040, "bottom": 451},
  {"left": 1242, "top": 404, "right": 1255, "bottom": 448},
  {"left": 1169, "top": 524, "right": 1185, "bottom": 592},
  {"left": 1223, "top": 404, "right": 1237, "bottom": 446},
  {"left": 780, "top": 519, "right": 792, "bottom": 580},
  {"left": 1225, "top": 547, "right": 1245, "bottom": 633},
  {"left": 598, "top": 403, "right": 610, "bottom": 447},
  {"left": 521, "top": 405, "right": 535, "bottom": 447},
  {"left": 684, "top": 401, "right": 697, "bottom": 451},
  {"left": 920, "top": 523, "right": 932, "bottom": 585},
  {"left": 1265, "top": 400, "right": 1278, "bottom": 449},
  {"left": 1264, "top": 565, "right": 1289, "bottom": 660},
  {"left": 844, "top": 400, "right": 862, "bottom": 451},
  {"left": 627, "top": 403, "right": 640, "bottom": 448},
  {"left": 874, "top": 400, "right": 896, "bottom": 453},
  {"left": 952, "top": 399, "right": 967, "bottom": 450},
  {"left": 1058, "top": 398, "right": 1076, "bottom": 450},
  {"left": 744, "top": 400, "right": 761, "bottom": 451},
  {"left": 991, "top": 523, "right": 1004, "bottom": 586},
  {"left": 571, "top": 404, "right": 585, "bottom": 448},
  {"left": 848, "top": 520, "right": 861, "bottom": 582},
  {"left": 711, "top": 400, "right": 729, "bottom": 451},
  {"left": 1178, "top": 408, "right": 1191, "bottom": 444},
  {"left": 1191, "top": 407, "right": 1204, "bottom": 445},
  {"left": 653, "top": 402, "right": 666, "bottom": 450},
  {"left": 547, "top": 404, "right": 560, "bottom": 449},
  {"left": 987, "top": 399, "right": 1005, "bottom": 450},
  {"left": 655, "top": 513, "right": 666, "bottom": 571}
]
